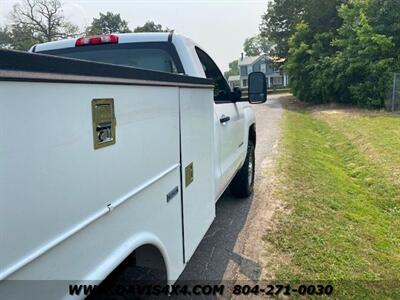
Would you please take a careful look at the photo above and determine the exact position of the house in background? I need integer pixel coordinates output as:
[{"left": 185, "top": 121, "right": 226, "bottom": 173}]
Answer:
[
  {"left": 227, "top": 75, "right": 240, "bottom": 89},
  {"left": 228, "top": 54, "right": 289, "bottom": 90}
]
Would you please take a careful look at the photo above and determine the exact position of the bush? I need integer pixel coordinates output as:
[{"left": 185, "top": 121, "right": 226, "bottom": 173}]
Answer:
[{"left": 284, "top": 0, "right": 399, "bottom": 109}]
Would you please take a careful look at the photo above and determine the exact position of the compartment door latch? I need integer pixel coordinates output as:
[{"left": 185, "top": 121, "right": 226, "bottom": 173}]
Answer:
[{"left": 92, "top": 98, "right": 116, "bottom": 149}]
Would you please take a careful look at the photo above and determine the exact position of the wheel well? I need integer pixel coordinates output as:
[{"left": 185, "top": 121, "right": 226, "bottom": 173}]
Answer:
[
  {"left": 134, "top": 244, "right": 168, "bottom": 275},
  {"left": 249, "top": 124, "right": 256, "bottom": 146},
  {"left": 88, "top": 244, "right": 168, "bottom": 298}
]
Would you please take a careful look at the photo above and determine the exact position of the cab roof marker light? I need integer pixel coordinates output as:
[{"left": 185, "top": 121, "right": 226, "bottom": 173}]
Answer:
[{"left": 75, "top": 34, "right": 119, "bottom": 47}]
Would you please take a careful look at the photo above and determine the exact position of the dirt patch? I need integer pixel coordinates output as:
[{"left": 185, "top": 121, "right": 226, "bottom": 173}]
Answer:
[
  {"left": 223, "top": 96, "right": 292, "bottom": 291},
  {"left": 235, "top": 139, "right": 287, "bottom": 281}
]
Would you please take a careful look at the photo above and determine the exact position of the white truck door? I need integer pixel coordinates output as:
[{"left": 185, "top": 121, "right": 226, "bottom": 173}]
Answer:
[
  {"left": 179, "top": 87, "right": 216, "bottom": 263},
  {"left": 194, "top": 47, "right": 245, "bottom": 198},
  {"left": 214, "top": 103, "right": 245, "bottom": 194}
]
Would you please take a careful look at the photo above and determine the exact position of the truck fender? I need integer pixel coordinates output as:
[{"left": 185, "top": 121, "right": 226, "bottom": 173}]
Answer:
[{"left": 82, "top": 232, "right": 171, "bottom": 283}]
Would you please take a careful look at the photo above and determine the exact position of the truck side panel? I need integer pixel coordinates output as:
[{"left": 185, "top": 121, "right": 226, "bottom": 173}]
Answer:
[{"left": 0, "top": 82, "right": 185, "bottom": 286}]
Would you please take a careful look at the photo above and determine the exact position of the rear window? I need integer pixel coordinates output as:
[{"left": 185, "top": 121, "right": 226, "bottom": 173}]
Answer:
[{"left": 40, "top": 43, "right": 183, "bottom": 74}]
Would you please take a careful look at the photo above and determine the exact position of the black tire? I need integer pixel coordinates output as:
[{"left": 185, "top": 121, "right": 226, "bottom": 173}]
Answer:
[{"left": 230, "top": 140, "right": 255, "bottom": 198}]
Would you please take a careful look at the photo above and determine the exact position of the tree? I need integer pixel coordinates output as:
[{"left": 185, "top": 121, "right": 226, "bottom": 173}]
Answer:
[
  {"left": 134, "top": 21, "right": 170, "bottom": 33},
  {"left": 10, "top": 0, "right": 78, "bottom": 44},
  {"left": 0, "top": 27, "right": 12, "bottom": 49},
  {"left": 9, "top": 24, "right": 39, "bottom": 50},
  {"left": 332, "top": 2, "right": 395, "bottom": 108},
  {"left": 363, "top": 0, "right": 400, "bottom": 54},
  {"left": 244, "top": 36, "right": 261, "bottom": 56},
  {"left": 285, "top": 21, "right": 314, "bottom": 101},
  {"left": 243, "top": 35, "right": 272, "bottom": 57},
  {"left": 224, "top": 60, "right": 239, "bottom": 78},
  {"left": 86, "top": 12, "right": 131, "bottom": 35},
  {"left": 264, "top": 0, "right": 346, "bottom": 103},
  {"left": 260, "top": 0, "right": 305, "bottom": 57},
  {"left": 282, "top": 0, "right": 399, "bottom": 108},
  {"left": 260, "top": 0, "right": 344, "bottom": 58},
  {"left": 302, "top": 0, "right": 344, "bottom": 34},
  {"left": 0, "top": 23, "right": 42, "bottom": 51}
]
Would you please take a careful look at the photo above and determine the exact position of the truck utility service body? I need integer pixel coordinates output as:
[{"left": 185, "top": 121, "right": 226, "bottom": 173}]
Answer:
[{"left": 0, "top": 33, "right": 265, "bottom": 298}]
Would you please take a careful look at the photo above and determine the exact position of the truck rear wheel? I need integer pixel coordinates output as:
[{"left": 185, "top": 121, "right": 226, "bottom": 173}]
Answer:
[{"left": 230, "top": 140, "right": 255, "bottom": 198}]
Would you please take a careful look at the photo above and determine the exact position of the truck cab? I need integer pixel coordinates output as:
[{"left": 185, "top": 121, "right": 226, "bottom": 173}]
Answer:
[{"left": 31, "top": 32, "right": 257, "bottom": 200}]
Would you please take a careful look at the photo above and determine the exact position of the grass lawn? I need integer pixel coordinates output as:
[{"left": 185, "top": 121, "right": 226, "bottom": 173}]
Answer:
[{"left": 265, "top": 97, "right": 400, "bottom": 299}]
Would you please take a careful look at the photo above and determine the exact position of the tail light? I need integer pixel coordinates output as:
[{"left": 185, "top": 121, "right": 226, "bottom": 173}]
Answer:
[{"left": 75, "top": 34, "right": 119, "bottom": 47}]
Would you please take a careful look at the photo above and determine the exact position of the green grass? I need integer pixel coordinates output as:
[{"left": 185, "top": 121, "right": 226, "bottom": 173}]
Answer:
[
  {"left": 241, "top": 88, "right": 291, "bottom": 99},
  {"left": 266, "top": 102, "right": 400, "bottom": 299},
  {"left": 319, "top": 112, "right": 400, "bottom": 188}
]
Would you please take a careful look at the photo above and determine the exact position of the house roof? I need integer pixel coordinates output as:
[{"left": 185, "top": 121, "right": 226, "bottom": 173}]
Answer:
[
  {"left": 238, "top": 56, "right": 261, "bottom": 66},
  {"left": 238, "top": 55, "right": 287, "bottom": 66}
]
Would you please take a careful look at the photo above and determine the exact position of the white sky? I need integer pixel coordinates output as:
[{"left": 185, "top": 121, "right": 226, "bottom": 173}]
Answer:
[{"left": 0, "top": 0, "right": 268, "bottom": 71}]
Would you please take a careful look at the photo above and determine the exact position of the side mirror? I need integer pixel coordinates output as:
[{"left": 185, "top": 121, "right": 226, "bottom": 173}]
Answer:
[{"left": 248, "top": 72, "right": 267, "bottom": 104}]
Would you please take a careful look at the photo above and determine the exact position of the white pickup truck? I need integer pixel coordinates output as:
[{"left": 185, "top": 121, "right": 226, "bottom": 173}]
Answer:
[{"left": 0, "top": 32, "right": 267, "bottom": 299}]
